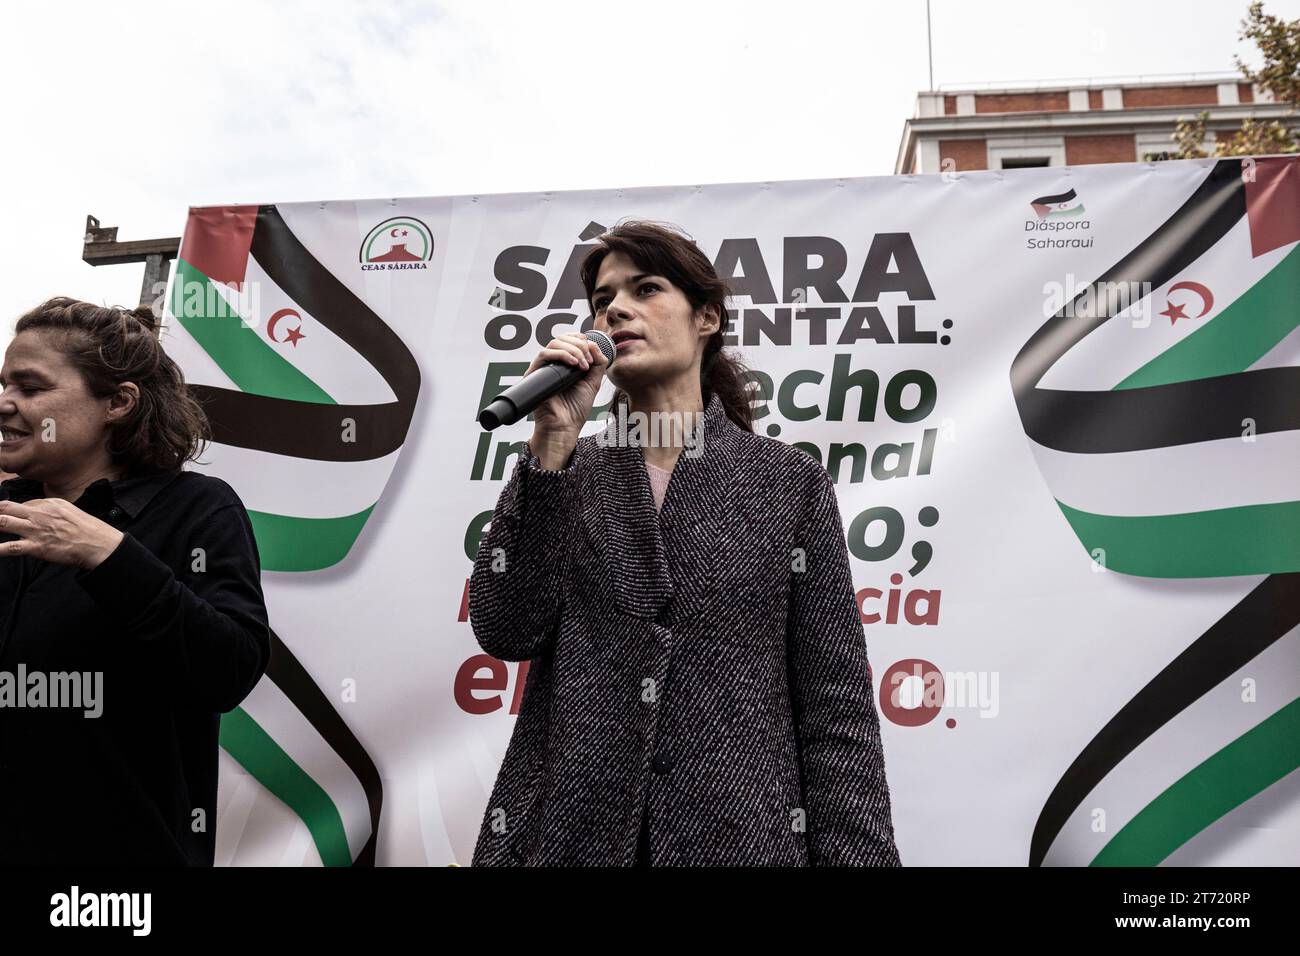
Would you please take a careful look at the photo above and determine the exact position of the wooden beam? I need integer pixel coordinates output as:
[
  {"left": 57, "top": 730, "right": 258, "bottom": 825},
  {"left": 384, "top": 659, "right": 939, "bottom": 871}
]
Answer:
[
  {"left": 81, "top": 214, "right": 179, "bottom": 266},
  {"left": 82, "top": 214, "right": 182, "bottom": 307}
]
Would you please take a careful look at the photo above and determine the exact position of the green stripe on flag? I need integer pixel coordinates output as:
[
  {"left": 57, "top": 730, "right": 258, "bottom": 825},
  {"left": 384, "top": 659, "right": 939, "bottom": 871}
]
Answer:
[
  {"left": 1090, "top": 696, "right": 1300, "bottom": 866},
  {"left": 170, "top": 258, "right": 337, "bottom": 405},
  {"left": 1116, "top": 242, "right": 1300, "bottom": 390},
  {"left": 219, "top": 706, "right": 353, "bottom": 866},
  {"left": 249, "top": 506, "right": 377, "bottom": 572},
  {"left": 1056, "top": 498, "right": 1300, "bottom": 577}
]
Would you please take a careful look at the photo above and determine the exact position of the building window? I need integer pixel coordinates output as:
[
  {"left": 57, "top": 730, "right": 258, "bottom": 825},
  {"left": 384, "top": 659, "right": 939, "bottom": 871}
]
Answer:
[
  {"left": 987, "top": 136, "right": 1066, "bottom": 169},
  {"left": 1000, "top": 156, "right": 1052, "bottom": 169}
]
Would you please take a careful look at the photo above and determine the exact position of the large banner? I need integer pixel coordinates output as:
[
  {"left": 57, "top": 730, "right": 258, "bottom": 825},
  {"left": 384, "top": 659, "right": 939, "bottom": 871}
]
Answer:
[{"left": 161, "top": 156, "right": 1300, "bottom": 866}]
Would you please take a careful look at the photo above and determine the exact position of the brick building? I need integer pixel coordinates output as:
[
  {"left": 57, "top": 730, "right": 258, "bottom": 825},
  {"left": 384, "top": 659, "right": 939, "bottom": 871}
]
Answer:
[{"left": 895, "top": 72, "right": 1296, "bottom": 174}]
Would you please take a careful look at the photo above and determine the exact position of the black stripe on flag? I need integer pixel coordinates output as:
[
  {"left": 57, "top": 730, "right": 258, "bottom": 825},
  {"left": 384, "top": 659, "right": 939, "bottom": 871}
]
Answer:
[
  {"left": 1029, "top": 572, "right": 1300, "bottom": 866},
  {"left": 1010, "top": 160, "right": 1300, "bottom": 453},
  {"left": 1029, "top": 188, "right": 1078, "bottom": 206},
  {"left": 267, "top": 628, "right": 385, "bottom": 866},
  {"left": 189, "top": 206, "right": 422, "bottom": 463}
]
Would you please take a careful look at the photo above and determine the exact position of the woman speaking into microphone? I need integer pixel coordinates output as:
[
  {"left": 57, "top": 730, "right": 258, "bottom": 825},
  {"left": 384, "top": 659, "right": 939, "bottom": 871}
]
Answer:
[
  {"left": 469, "top": 220, "right": 900, "bottom": 866},
  {"left": 0, "top": 297, "right": 270, "bottom": 865}
]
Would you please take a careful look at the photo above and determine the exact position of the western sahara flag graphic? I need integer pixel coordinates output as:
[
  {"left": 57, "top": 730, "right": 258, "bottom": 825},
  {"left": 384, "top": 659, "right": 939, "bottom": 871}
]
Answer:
[
  {"left": 1031, "top": 187, "right": 1086, "bottom": 219},
  {"left": 163, "top": 205, "right": 422, "bottom": 865},
  {"left": 1012, "top": 157, "right": 1300, "bottom": 865}
]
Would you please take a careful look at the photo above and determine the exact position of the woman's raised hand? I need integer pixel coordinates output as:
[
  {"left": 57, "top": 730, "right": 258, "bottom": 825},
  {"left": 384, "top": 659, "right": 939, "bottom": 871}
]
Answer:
[{"left": 527, "top": 332, "right": 609, "bottom": 468}]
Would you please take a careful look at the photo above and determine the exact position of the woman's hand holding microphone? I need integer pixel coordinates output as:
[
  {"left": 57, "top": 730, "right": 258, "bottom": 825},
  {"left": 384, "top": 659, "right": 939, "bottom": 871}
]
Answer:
[{"left": 527, "top": 332, "right": 609, "bottom": 470}]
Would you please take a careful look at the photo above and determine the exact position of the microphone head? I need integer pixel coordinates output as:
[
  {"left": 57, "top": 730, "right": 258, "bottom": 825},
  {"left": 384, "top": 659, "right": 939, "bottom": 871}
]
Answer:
[
  {"left": 585, "top": 329, "right": 617, "bottom": 365},
  {"left": 478, "top": 397, "right": 512, "bottom": 431}
]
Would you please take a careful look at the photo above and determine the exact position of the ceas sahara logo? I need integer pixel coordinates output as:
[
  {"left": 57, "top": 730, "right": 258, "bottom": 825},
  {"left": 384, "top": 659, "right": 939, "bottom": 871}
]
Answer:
[{"left": 360, "top": 216, "right": 434, "bottom": 271}]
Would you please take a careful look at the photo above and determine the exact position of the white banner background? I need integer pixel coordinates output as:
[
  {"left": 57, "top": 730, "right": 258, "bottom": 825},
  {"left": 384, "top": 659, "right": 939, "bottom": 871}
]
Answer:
[{"left": 164, "top": 158, "right": 1299, "bottom": 865}]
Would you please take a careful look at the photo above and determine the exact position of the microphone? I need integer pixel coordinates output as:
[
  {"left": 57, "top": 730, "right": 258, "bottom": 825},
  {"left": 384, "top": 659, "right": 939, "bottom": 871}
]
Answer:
[{"left": 478, "top": 330, "right": 617, "bottom": 430}]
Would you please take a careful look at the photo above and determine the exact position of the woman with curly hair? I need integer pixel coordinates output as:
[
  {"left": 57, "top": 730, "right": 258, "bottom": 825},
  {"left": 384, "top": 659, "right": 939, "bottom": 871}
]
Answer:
[{"left": 0, "top": 298, "right": 270, "bottom": 865}]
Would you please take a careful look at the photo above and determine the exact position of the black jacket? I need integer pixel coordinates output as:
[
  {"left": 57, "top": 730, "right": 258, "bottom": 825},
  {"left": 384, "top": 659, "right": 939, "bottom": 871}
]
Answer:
[
  {"left": 0, "top": 468, "right": 270, "bottom": 865},
  {"left": 468, "top": 392, "right": 901, "bottom": 866}
]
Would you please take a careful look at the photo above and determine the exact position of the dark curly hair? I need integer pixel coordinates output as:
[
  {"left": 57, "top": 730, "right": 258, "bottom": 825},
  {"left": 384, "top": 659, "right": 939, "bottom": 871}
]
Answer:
[
  {"left": 580, "top": 219, "right": 755, "bottom": 432},
  {"left": 14, "top": 297, "right": 209, "bottom": 472}
]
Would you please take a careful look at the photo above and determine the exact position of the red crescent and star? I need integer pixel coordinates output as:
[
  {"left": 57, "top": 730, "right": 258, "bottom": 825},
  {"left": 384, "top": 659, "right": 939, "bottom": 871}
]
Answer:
[
  {"left": 266, "top": 307, "right": 306, "bottom": 347},
  {"left": 1160, "top": 281, "right": 1214, "bottom": 325}
]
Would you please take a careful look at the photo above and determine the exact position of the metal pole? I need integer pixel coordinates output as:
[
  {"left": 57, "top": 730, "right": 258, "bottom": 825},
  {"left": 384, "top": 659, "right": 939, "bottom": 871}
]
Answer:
[{"left": 927, "top": 0, "right": 934, "bottom": 91}]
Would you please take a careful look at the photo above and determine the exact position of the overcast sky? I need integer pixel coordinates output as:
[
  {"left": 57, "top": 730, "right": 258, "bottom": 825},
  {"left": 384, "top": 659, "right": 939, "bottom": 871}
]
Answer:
[{"left": 1, "top": 0, "right": 1295, "bottom": 344}]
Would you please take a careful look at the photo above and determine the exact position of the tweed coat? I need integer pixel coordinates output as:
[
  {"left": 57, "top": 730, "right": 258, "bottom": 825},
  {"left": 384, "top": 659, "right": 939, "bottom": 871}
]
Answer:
[{"left": 468, "top": 391, "right": 901, "bottom": 866}]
